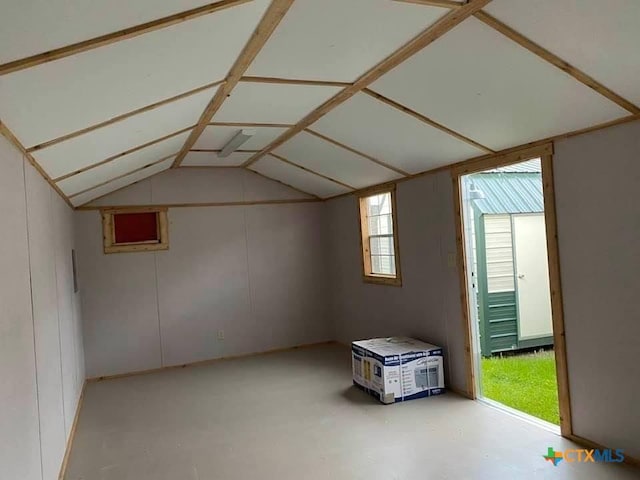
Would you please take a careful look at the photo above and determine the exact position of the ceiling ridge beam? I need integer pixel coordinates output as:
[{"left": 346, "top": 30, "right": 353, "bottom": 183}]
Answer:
[
  {"left": 53, "top": 125, "right": 195, "bottom": 182},
  {"left": 239, "top": 76, "right": 352, "bottom": 87},
  {"left": 268, "top": 152, "right": 355, "bottom": 190},
  {"left": 303, "top": 128, "right": 410, "bottom": 176},
  {"left": 393, "top": 0, "right": 463, "bottom": 8},
  {"left": 0, "top": 121, "right": 73, "bottom": 208},
  {"left": 67, "top": 153, "right": 177, "bottom": 198},
  {"left": 210, "top": 122, "right": 294, "bottom": 127},
  {"left": 241, "top": 0, "right": 493, "bottom": 168},
  {"left": 172, "top": 0, "right": 296, "bottom": 168},
  {"left": 246, "top": 168, "right": 320, "bottom": 199},
  {"left": 362, "top": 88, "right": 495, "bottom": 153},
  {"left": 474, "top": 10, "right": 640, "bottom": 115},
  {"left": 28, "top": 80, "right": 224, "bottom": 153},
  {"left": 0, "top": 0, "right": 252, "bottom": 76}
]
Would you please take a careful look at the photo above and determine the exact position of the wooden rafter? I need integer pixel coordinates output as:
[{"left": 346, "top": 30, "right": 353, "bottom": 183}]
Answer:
[
  {"left": 172, "top": 0, "right": 295, "bottom": 168},
  {"left": 241, "top": 0, "right": 493, "bottom": 168},
  {"left": 53, "top": 126, "right": 195, "bottom": 182},
  {"left": 247, "top": 168, "right": 319, "bottom": 199},
  {"left": 76, "top": 197, "right": 320, "bottom": 211},
  {"left": 190, "top": 149, "right": 260, "bottom": 153},
  {"left": 0, "top": 121, "right": 73, "bottom": 208},
  {"left": 475, "top": 11, "right": 640, "bottom": 115},
  {"left": 239, "top": 76, "right": 352, "bottom": 87},
  {"left": 393, "top": 0, "right": 462, "bottom": 8},
  {"left": 210, "top": 122, "right": 294, "bottom": 127},
  {"left": 67, "top": 154, "right": 177, "bottom": 198},
  {"left": 0, "top": 0, "right": 252, "bottom": 76},
  {"left": 303, "top": 128, "right": 409, "bottom": 176},
  {"left": 362, "top": 88, "right": 495, "bottom": 153},
  {"left": 269, "top": 153, "right": 355, "bottom": 190},
  {"left": 28, "top": 80, "right": 224, "bottom": 152}
]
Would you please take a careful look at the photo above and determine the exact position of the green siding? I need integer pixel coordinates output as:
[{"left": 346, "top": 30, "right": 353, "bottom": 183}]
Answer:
[{"left": 485, "top": 291, "right": 518, "bottom": 355}]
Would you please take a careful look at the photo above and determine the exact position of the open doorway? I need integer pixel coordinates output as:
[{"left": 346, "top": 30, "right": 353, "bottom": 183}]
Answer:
[{"left": 454, "top": 150, "right": 571, "bottom": 435}]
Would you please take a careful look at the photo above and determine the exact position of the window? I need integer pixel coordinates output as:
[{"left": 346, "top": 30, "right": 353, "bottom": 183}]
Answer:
[
  {"left": 358, "top": 185, "right": 402, "bottom": 286},
  {"left": 101, "top": 208, "right": 169, "bottom": 254}
]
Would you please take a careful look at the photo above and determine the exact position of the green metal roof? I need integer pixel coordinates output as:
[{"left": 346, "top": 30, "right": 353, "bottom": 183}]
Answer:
[{"left": 470, "top": 172, "right": 544, "bottom": 215}]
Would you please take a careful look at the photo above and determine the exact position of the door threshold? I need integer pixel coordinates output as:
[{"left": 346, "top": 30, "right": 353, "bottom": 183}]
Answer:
[{"left": 477, "top": 396, "right": 561, "bottom": 435}]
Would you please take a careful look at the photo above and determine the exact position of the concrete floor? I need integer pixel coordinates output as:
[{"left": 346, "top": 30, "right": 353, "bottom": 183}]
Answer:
[{"left": 65, "top": 344, "right": 638, "bottom": 479}]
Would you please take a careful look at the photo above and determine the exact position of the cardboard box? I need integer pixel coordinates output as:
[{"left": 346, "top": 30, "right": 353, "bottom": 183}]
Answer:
[{"left": 352, "top": 337, "right": 445, "bottom": 404}]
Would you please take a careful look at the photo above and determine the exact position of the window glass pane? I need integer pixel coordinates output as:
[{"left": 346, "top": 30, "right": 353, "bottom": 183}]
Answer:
[
  {"left": 370, "top": 235, "right": 394, "bottom": 256},
  {"left": 366, "top": 192, "right": 392, "bottom": 217},
  {"left": 368, "top": 213, "right": 393, "bottom": 235},
  {"left": 371, "top": 255, "right": 396, "bottom": 275}
]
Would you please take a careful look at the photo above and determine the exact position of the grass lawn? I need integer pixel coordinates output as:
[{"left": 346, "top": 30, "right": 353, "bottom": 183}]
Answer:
[{"left": 480, "top": 350, "right": 559, "bottom": 425}]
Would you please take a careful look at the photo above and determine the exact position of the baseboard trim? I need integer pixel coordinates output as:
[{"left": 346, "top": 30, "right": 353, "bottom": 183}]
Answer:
[
  {"left": 87, "top": 340, "right": 337, "bottom": 383},
  {"left": 57, "top": 380, "right": 87, "bottom": 480},
  {"left": 566, "top": 433, "right": 639, "bottom": 469}
]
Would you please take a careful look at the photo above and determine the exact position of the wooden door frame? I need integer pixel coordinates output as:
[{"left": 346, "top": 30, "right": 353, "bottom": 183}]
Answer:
[{"left": 451, "top": 142, "right": 572, "bottom": 437}]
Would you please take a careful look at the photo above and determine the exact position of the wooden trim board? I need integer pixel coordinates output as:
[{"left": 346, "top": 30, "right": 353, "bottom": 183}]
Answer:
[
  {"left": 474, "top": 11, "right": 640, "bottom": 115},
  {"left": 362, "top": 88, "right": 495, "bottom": 154},
  {"left": 0, "top": 121, "right": 74, "bottom": 208},
  {"left": 87, "top": 341, "right": 337, "bottom": 382},
  {"left": 269, "top": 153, "right": 355, "bottom": 190},
  {"left": 172, "top": 0, "right": 295, "bottom": 168},
  {"left": 57, "top": 381, "right": 87, "bottom": 480},
  {"left": 0, "top": 0, "right": 252, "bottom": 76},
  {"left": 241, "top": 0, "right": 493, "bottom": 168},
  {"left": 393, "top": 0, "right": 463, "bottom": 7},
  {"left": 102, "top": 207, "right": 169, "bottom": 254},
  {"left": 28, "top": 80, "right": 224, "bottom": 152},
  {"left": 239, "top": 76, "right": 352, "bottom": 87},
  {"left": 77, "top": 197, "right": 321, "bottom": 211},
  {"left": 540, "top": 154, "right": 572, "bottom": 436}
]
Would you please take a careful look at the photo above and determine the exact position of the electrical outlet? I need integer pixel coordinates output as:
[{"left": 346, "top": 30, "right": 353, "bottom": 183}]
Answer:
[{"left": 217, "top": 329, "right": 225, "bottom": 341}]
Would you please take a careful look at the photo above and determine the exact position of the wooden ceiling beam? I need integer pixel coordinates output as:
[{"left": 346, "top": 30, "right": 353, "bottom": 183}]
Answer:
[
  {"left": 210, "top": 122, "right": 294, "bottom": 127},
  {"left": 363, "top": 88, "right": 495, "bottom": 153},
  {"left": 303, "top": 128, "right": 410, "bottom": 176},
  {"left": 172, "top": 0, "right": 295, "bottom": 168},
  {"left": 474, "top": 10, "right": 640, "bottom": 115},
  {"left": 247, "top": 168, "right": 320, "bottom": 199},
  {"left": 53, "top": 126, "right": 194, "bottom": 182},
  {"left": 189, "top": 149, "right": 260, "bottom": 152},
  {"left": 393, "top": 0, "right": 463, "bottom": 8},
  {"left": 0, "top": 121, "right": 73, "bottom": 208},
  {"left": 241, "top": 0, "right": 493, "bottom": 168},
  {"left": 28, "top": 80, "right": 224, "bottom": 152},
  {"left": 269, "top": 152, "right": 355, "bottom": 190},
  {"left": 0, "top": 0, "right": 252, "bottom": 76},
  {"left": 239, "top": 76, "right": 352, "bottom": 87},
  {"left": 67, "top": 154, "right": 176, "bottom": 198}
]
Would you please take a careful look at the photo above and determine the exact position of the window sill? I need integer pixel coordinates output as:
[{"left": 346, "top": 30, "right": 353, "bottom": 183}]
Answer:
[{"left": 363, "top": 275, "right": 402, "bottom": 287}]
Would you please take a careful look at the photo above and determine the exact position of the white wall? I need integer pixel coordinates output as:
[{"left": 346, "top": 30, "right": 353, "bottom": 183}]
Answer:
[
  {"left": 75, "top": 168, "right": 329, "bottom": 378},
  {"left": 326, "top": 171, "right": 469, "bottom": 393},
  {"left": 0, "top": 135, "right": 85, "bottom": 480},
  {"left": 554, "top": 120, "right": 640, "bottom": 458}
]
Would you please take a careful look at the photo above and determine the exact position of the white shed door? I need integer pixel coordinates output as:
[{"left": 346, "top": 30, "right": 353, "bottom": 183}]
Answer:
[{"left": 513, "top": 214, "right": 553, "bottom": 340}]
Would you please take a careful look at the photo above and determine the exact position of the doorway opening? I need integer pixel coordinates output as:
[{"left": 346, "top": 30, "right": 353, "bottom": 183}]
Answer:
[{"left": 458, "top": 156, "right": 565, "bottom": 431}]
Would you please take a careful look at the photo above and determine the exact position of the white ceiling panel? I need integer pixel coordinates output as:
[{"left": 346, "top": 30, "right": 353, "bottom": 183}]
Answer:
[
  {"left": 312, "top": 92, "right": 486, "bottom": 174},
  {"left": 193, "top": 125, "right": 288, "bottom": 150},
  {"left": 43, "top": 130, "right": 191, "bottom": 182},
  {"left": 34, "top": 88, "right": 214, "bottom": 177},
  {"left": 485, "top": 0, "right": 640, "bottom": 107},
  {"left": 181, "top": 151, "right": 254, "bottom": 167},
  {"left": 246, "top": 0, "right": 446, "bottom": 82},
  {"left": 214, "top": 82, "right": 342, "bottom": 124},
  {"left": 57, "top": 132, "right": 190, "bottom": 195},
  {"left": 0, "top": 0, "right": 230, "bottom": 65},
  {"left": 249, "top": 155, "right": 351, "bottom": 199},
  {"left": 274, "top": 131, "right": 402, "bottom": 189},
  {"left": 371, "top": 17, "right": 628, "bottom": 151},
  {"left": 71, "top": 158, "right": 174, "bottom": 207},
  {"left": 0, "top": 0, "right": 269, "bottom": 147}
]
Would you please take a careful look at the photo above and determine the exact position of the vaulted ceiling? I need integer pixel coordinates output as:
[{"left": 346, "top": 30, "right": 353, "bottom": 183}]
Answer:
[{"left": 1, "top": 0, "right": 639, "bottom": 207}]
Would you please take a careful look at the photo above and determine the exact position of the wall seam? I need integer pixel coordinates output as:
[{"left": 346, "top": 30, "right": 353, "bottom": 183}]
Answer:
[
  {"left": 241, "top": 173, "right": 255, "bottom": 339},
  {"left": 53, "top": 189, "right": 68, "bottom": 440},
  {"left": 22, "top": 157, "right": 45, "bottom": 480},
  {"left": 151, "top": 176, "right": 164, "bottom": 367}
]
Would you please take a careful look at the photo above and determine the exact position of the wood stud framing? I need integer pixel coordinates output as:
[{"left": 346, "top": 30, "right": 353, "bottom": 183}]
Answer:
[
  {"left": 241, "top": 0, "right": 493, "bottom": 168},
  {"left": 0, "top": 0, "right": 253, "bottom": 76},
  {"left": 171, "top": 0, "right": 296, "bottom": 168},
  {"left": 474, "top": 11, "right": 640, "bottom": 115},
  {"left": 268, "top": 152, "right": 355, "bottom": 190}
]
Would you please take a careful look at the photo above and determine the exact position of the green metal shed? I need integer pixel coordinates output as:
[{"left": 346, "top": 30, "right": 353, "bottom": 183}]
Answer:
[{"left": 469, "top": 161, "right": 554, "bottom": 357}]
